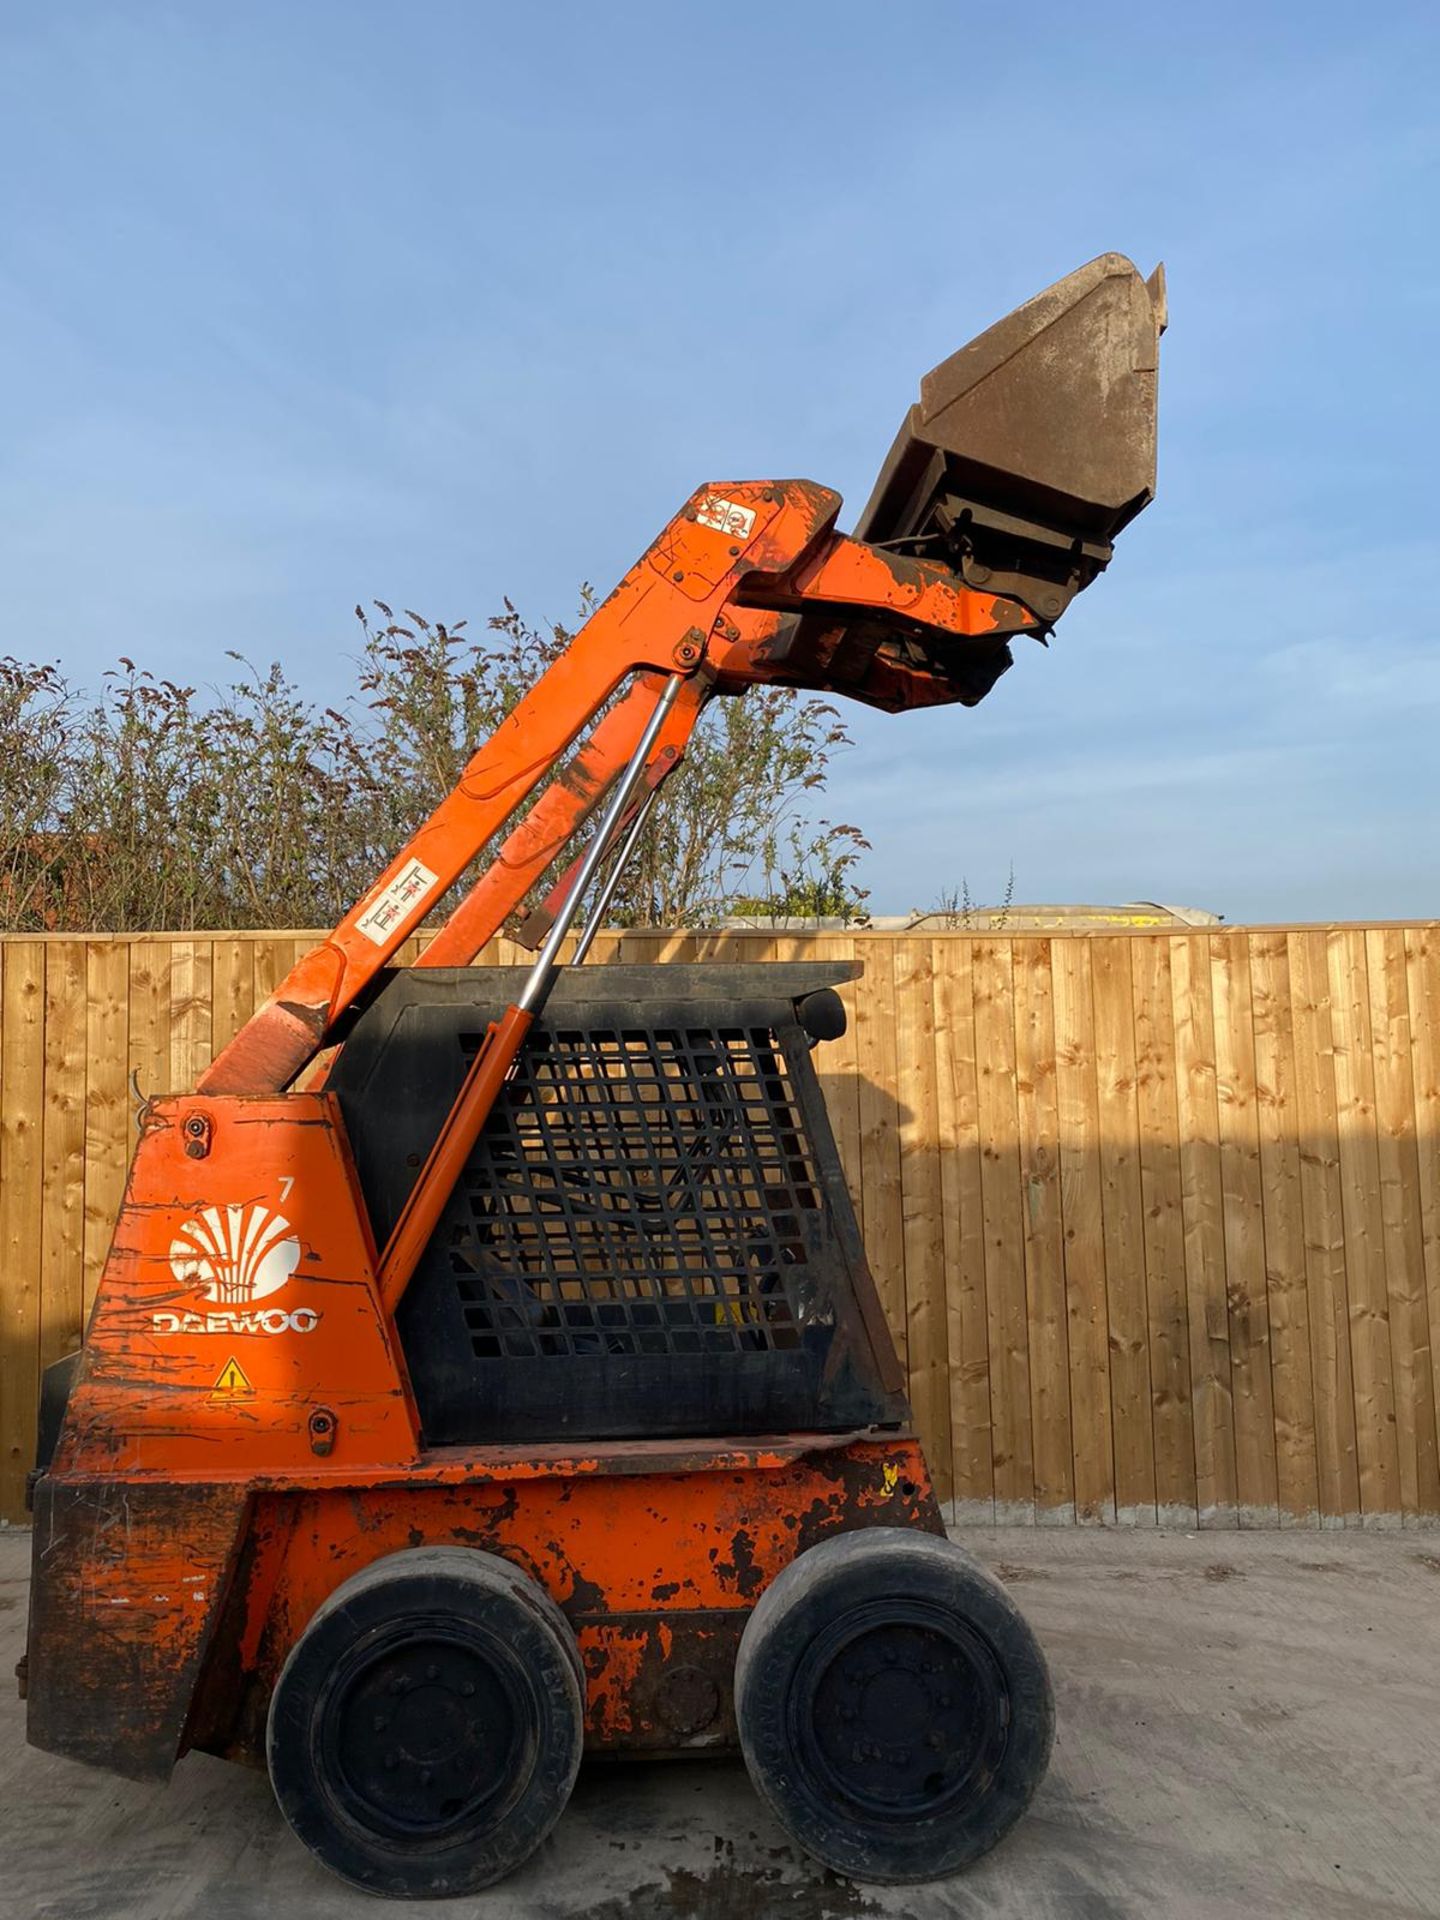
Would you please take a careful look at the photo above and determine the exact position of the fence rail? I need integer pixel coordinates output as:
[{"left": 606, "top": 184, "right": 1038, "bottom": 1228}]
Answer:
[{"left": 3, "top": 927, "right": 1439, "bottom": 1529}]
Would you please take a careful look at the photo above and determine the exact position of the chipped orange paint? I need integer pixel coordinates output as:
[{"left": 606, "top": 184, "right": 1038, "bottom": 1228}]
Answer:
[
  {"left": 193, "top": 1436, "right": 942, "bottom": 1761},
  {"left": 52, "top": 1095, "right": 419, "bottom": 1480}
]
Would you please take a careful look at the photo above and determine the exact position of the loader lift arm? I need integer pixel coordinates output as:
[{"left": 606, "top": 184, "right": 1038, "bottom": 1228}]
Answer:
[{"left": 200, "top": 496, "right": 1045, "bottom": 1102}]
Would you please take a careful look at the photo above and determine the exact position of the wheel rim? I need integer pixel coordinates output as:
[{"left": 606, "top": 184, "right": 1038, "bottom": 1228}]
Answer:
[
  {"left": 788, "top": 1597, "right": 1011, "bottom": 1820},
  {"left": 316, "top": 1620, "right": 534, "bottom": 1844}
]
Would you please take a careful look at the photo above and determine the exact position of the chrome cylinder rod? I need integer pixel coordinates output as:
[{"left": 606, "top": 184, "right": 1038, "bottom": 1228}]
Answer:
[
  {"left": 516, "top": 672, "right": 683, "bottom": 1015},
  {"left": 571, "top": 782, "right": 660, "bottom": 967}
]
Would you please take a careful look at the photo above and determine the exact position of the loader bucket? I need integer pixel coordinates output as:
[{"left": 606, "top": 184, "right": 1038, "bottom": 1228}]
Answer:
[{"left": 855, "top": 253, "right": 1166, "bottom": 621}]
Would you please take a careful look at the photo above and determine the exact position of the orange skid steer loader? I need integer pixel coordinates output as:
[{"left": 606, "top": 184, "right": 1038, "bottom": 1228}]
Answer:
[{"left": 23, "top": 255, "right": 1164, "bottom": 1896}]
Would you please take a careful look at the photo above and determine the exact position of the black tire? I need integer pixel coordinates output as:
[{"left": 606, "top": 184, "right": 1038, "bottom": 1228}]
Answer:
[
  {"left": 734, "top": 1529, "right": 1053, "bottom": 1883},
  {"left": 266, "top": 1547, "right": 584, "bottom": 1898}
]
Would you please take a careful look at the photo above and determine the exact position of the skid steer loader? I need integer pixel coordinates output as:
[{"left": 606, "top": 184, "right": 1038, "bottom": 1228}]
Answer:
[{"left": 23, "top": 253, "right": 1165, "bottom": 1895}]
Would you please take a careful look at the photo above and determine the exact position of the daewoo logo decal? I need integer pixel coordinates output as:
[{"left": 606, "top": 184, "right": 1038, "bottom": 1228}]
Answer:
[
  {"left": 153, "top": 1202, "right": 321, "bottom": 1338},
  {"left": 169, "top": 1204, "right": 300, "bottom": 1303}
]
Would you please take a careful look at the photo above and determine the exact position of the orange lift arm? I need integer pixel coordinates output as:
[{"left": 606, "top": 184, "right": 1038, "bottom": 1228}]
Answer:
[
  {"left": 417, "top": 668, "right": 708, "bottom": 969},
  {"left": 200, "top": 485, "right": 1040, "bottom": 1103}
]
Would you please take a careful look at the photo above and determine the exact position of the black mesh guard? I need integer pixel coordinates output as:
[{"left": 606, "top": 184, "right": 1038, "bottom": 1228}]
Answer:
[{"left": 329, "top": 965, "right": 909, "bottom": 1445}]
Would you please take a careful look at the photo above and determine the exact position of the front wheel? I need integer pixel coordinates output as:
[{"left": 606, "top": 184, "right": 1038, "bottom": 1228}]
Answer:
[
  {"left": 734, "top": 1529, "right": 1053, "bottom": 1883},
  {"left": 266, "top": 1547, "right": 584, "bottom": 1897}
]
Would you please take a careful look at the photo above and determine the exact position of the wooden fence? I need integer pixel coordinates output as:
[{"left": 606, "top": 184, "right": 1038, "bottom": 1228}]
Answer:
[{"left": 2, "top": 927, "right": 1439, "bottom": 1530}]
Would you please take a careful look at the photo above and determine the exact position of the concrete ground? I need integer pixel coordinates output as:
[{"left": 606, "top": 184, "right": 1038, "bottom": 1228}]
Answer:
[{"left": 2, "top": 1526, "right": 1438, "bottom": 1920}]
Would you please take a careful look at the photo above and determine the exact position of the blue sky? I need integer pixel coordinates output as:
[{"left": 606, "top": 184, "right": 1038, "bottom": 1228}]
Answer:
[{"left": 2, "top": 3, "right": 1437, "bottom": 921}]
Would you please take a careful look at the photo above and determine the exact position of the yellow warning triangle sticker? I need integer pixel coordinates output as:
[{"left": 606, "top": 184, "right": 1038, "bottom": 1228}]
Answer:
[{"left": 211, "top": 1355, "right": 255, "bottom": 1397}]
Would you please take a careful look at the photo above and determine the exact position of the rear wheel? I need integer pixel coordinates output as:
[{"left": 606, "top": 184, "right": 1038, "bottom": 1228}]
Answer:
[
  {"left": 735, "top": 1529, "right": 1053, "bottom": 1883},
  {"left": 267, "top": 1547, "right": 584, "bottom": 1897}
]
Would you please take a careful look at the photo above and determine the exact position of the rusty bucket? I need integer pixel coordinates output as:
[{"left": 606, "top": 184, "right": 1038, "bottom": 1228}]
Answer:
[{"left": 855, "top": 253, "right": 1166, "bottom": 624}]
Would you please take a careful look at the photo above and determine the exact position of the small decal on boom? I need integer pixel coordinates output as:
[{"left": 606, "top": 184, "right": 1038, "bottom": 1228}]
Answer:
[
  {"left": 696, "top": 495, "right": 756, "bottom": 542},
  {"left": 355, "top": 857, "right": 439, "bottom": 946}
]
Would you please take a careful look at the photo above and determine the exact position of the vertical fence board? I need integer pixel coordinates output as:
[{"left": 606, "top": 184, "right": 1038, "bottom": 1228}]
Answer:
[
  {"left": 1211, "top": 935, "right": 1280, "bottom": 1525},
  {"left": 1131, "top": 936, "right": 1197, "bottom": 1522},
  {"left": 169, "top": 941, "right": 214, "bottom": 1093},
  {"left": 1367, "top": 928, "right": 1440, "bottom": 1521},
  {"left": 855, "top": 941, "right": 906, "bottom": 1369},
  {"left": 1249, "top": 933, "right": 1319, "bottom": 1522},
  {"left": 1405, "top": 929, "right": 1440, "bottom": 1468},
  {"left": 250, "top": 936, "right": 287, "bottom": 1008},
  {"left": 1328, "top": 929, "right": 1401, "bottom": 1520},
  {"left": 82, "top": 943, "right": 131, "bottom": 1321},
  {"left": 0, "top": 945, "right": 46, "bottom": 1522},
  {"left": 973, "top": 940, "right": 1033, "bottom": 1520},
  {"left": 934, "top": 941, "right": 993, "bottom": 1516},
  {"left": 128, "top": 940, "right": 172, "bottom": 1105},
  {"left": 894, "top": 940, "right": 951, "bottom": 1500},
  {"left": 211, "top": 938, "right": 256, "bottom": 1056},
  {"left": 1012, "top": 939, "right": 1074, "bottom": 1522},
  {"left": 1092, "top": 938, "right": 1157, "bottom": 1523},
  {"left": 1172, "top": 933, "right": 1238, "bottom": 1525},
  {"left": 1052, "top": 940, "right": 1115, "bottom": 1523},
  {"left": 1288, "top": 930, "right": 1360, "bottom": 1522},
  {"left": 40, "top": 943, "right": 87, "bottom": 1376}
]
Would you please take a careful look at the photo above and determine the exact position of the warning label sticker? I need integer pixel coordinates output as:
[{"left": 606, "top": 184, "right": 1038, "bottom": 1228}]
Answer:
[
  {"left": 695, "top": 495, "right": 756, "bottom": 541},
  {"left": 355, "top": 857, "right": 439, "bottom": 947},
  {"left": 211, "top": 1355, "right": 255, "bottom": 1398}
]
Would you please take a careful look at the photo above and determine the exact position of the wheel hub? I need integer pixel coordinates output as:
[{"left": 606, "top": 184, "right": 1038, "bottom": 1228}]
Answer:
[
  {"left": 323, "top": 1627, "right": 525, "bottom": 1837},
  {"left": 798, "top": 1603, "right": 1010, "bottom": 1817}
]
